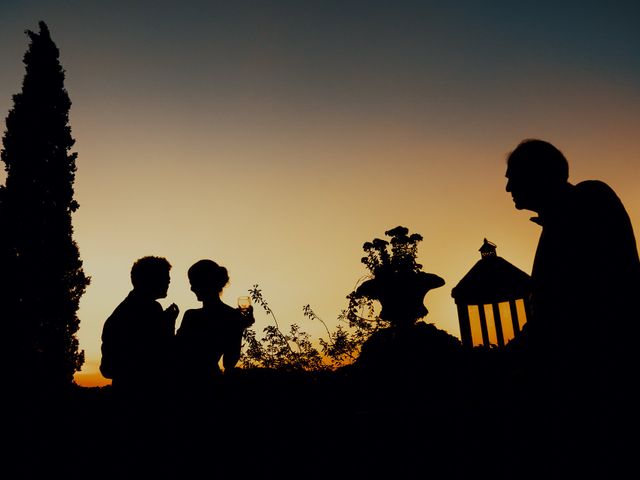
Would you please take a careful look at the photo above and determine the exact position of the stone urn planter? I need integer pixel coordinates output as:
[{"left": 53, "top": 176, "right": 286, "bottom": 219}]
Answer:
[
  {"left": 355, "top": 270, "right": 445, "bottom": 328},
  {"left": 348, "top": 226, "right": 451, "bottom": 373}
]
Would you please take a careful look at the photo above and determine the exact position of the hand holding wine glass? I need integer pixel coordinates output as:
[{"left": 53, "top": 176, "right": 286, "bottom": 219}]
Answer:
[
  {"left": 237, "top": 296, "right": 255, "bottom": 326},
  {"left": 237, "top": 295, "right": 251, "bottom": 312}
]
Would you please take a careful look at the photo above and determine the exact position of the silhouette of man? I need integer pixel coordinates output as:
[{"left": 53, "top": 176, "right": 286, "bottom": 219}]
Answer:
[
  {"left": 505, "top": 138, "right": 640, "bottom": 476},
  {"left": 100, "top": 256, "right": 180, "bottom": 406},
  {"left": 98, "top": 256, "right": 180, "bottom": 475}
]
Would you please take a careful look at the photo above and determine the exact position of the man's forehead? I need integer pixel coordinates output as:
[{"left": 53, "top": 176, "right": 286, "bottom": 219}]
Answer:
[{"left": 506, "top": 160, "right": 531, "bottom": 177}]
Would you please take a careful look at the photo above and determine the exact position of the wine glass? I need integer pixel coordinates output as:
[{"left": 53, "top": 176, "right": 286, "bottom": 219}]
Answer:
[{"left": 237, "top": 296, "right": 252, "bottom": 315}]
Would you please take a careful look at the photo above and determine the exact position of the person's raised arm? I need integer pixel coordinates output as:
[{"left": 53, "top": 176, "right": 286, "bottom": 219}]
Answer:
[{"left": 164, "top": 303, "right": 180, "bottom": 333}]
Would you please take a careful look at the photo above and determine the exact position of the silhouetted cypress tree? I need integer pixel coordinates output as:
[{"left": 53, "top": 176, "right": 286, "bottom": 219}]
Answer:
[{"left": 0, "top": 21, "right": 89, "bottom": 391}]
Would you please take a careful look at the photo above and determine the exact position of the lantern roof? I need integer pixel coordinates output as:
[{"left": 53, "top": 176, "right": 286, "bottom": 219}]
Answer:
[{"left": 451, "top": 239, "right": 531, "bottom": 305}]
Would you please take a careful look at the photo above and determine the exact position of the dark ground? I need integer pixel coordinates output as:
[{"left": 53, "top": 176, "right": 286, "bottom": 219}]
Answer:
[{"left": 6, "top": 351, "right": 626, "bottom": 479}]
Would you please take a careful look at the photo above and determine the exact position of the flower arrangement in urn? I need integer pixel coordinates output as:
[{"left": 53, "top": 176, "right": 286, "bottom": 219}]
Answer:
[{"left": 354, "top": 226, "right": 445, "bottom": 328}]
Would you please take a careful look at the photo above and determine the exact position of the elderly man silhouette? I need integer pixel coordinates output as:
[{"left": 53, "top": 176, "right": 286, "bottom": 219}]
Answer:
[
  {"left": 505, "top": 138, "right": 639, "bottom": 477},
  {"left": 506, "top": 139, "right": 639, "bottom": 364}
]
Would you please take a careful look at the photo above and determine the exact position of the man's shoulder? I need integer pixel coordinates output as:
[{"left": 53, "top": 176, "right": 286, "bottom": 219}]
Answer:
[
  {"left": 105, "top": 291, "right": 161, "bottom": 323},
  {"left": 575, "top": 179, "right": 619, "bottom": 200},
  {"left": 105, "top": 294, "right": 133, "bottom": 321},
  {"left": 575, "top": 179, "right": 628, "bottom": 212}
]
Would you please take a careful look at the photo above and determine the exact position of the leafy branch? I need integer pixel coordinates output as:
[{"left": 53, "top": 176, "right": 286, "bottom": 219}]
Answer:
[
  {"left": 240, "top": 285, "right": 324, "bottom": 371},
  {"left": 240, "top": 281, "right": 389, "bottom": 371}
]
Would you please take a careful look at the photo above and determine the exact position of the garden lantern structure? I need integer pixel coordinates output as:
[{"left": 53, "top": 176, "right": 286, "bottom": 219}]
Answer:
[{"left": 451, "top": 239, "right": 532, "bottom": 348}]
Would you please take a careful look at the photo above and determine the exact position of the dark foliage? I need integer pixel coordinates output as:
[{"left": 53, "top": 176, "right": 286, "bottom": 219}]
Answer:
[{"left": 0, "top": 21, "right": 89, "bottom": 390}]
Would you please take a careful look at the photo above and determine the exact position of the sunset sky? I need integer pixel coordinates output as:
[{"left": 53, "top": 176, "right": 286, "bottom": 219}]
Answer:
[{"left": 1, "top": 1, "right": 638, "bottom": 388}]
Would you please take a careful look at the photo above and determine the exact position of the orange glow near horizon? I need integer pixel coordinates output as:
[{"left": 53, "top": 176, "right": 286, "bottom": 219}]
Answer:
[{"left": 75, "top": 372, "right": 111, "bottom": 388}]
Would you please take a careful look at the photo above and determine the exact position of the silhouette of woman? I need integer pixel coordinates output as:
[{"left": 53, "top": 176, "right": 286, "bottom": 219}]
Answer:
[{"left": 175, "top": 259, "right": 255, "bottom": 401}]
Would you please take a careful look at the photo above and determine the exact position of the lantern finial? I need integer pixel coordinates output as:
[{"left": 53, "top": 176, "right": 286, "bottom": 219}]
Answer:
[{"left": 479, "top": 238, "right": 497, "bottom": 258}]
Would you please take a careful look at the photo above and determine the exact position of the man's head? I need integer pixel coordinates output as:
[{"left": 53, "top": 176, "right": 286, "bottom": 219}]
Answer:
[
  {"left": 130, "top": 256, "right": 172, "bottom": 299},
  {"left": 505, "top": 139, "right": 569, "bottom": 213}
]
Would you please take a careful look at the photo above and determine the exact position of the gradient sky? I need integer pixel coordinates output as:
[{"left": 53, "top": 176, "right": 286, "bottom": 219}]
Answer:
[{"left": 1, "top": 1, "right": 638, "bottom": 387}]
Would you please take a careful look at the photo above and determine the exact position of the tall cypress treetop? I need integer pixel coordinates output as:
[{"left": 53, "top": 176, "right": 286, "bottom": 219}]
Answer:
[{"left": 2, "top": 20, "right": 78, "bottom": 213}]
